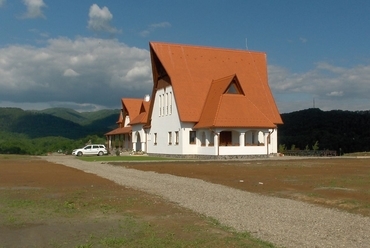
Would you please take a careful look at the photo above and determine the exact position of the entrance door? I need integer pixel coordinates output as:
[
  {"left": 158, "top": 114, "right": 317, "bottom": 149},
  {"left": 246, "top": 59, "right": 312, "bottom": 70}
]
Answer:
[{"left": 136, "top": 133, "right": 142, "bottom": 151}]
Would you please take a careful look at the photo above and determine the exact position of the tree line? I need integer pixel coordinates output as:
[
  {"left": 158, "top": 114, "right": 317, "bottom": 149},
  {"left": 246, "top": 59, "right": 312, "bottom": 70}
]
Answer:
[{"left": 278, "top": 108, "right": 370, "bottom": 154}]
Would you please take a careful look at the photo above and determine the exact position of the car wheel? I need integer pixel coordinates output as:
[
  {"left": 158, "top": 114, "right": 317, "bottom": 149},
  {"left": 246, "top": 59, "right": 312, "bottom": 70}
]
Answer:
[
  {"left": 98, "top": 151, "right": 103, "bottom": 156},
  {"left": 77, "top": 151, "right": 83, "bottom": 156}
]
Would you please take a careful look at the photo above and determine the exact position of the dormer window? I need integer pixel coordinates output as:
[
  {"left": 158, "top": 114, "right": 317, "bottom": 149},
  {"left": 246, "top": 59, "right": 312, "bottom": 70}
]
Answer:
[{"left": 225, "top": 80, "right": 243, "bottom": 94}]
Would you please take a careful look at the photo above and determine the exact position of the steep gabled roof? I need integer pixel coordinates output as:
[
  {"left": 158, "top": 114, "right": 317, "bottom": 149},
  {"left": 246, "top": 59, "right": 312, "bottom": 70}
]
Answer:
[
  {"left": 194, "top": 75, "right": 275, "bottom": 128},
  {"left": 130, "top": 101, "right": 150, "bottom": 125},
  {"left": 106, "top": 98, "right": 149, "bottom": 136},
  {"left": 121, "top": 98, "right": 143, "bottom": 125},
  {"left": 149, "top": 42, "right": 283, "bottom": 126},
  {"left": 116, "top": 111, "right": 124, "bottom": 124}
]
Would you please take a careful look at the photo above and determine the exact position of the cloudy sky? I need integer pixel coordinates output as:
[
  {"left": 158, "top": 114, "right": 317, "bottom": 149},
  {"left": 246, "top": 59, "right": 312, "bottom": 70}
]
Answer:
[{"left": 1, "top": 0, "right": 370, "bottom": 113}]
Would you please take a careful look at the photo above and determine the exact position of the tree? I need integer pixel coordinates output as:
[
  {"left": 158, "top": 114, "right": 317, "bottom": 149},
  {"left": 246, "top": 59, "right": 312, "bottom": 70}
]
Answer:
[{"left": 312, "top": 141, "right": 319, "bottom": 151}]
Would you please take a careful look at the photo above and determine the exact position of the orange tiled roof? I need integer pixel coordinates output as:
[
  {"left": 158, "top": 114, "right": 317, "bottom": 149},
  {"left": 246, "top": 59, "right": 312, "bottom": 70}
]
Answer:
[
  {"left": 116, "top": 110, "right": 124, "bottom": 124},
  {"left": 105, "top": 126, "right": 132, "bottom": 135},
  {"left": 121, "top": 98, "right": 143, "bottom": 125},
  {"left": 130, "top": 101, "right": 150, "bottom": 125},
  {"left": 194, "top": 74, "right": 276, "bottom": 128},
  {"left": 106, "top": 98, "right": 150, "bottom": 136},
  {"left": 149, "top": 42, "right": 283, "bottom": 127}
]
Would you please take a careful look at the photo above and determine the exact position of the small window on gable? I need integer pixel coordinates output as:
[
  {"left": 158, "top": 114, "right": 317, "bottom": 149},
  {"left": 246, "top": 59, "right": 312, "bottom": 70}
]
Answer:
[{"left": 225, "top": 81, "right": 242, "bottom": 94}]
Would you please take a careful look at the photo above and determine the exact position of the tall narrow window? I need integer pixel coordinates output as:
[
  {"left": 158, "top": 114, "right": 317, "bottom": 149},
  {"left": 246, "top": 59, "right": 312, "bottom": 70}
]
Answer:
[
  {"left": 154, "top": 133, "right": 157, "bottom": 145},
  {"left": 175, "top": 131, "right": 179, "bottom": 145},
  {"left": 169, "top": 92, "right": 172, "bottom": 115},
  {"left": 166, "top": 93, "right": 169, "bottom": 115},
  {"left": 162, "top": 94, "right": 165, "bottom": 116},
  {"left": 168, "top": 132, "right": 172, "bottom": 145},
  {"left": 189, "top": 131, "right": 196, "bottom": 144},
  {"left": 159, "top": 95, "right": 162, "bottom": 116}
]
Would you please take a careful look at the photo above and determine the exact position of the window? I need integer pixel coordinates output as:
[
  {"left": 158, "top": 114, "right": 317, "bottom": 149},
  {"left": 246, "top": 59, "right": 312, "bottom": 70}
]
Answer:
[
  {"left": 162, "top": 94, "right": 165, "bottom": 116},
  {"left": 225, "top": 79, "right": 243, "bottom": 94},
  {"left": 226, "top": 82, "right": 239, "bottom": 94},
  {"left": 168, "top": 132, "right": 172, "bottom": 145},
  {"left": 169, "top": 92, "right": 172, "bottom": 115},
  {"left": 166, "top": 93, "right": 169, "bottom": 115},
  {"left": 175, "top": 131, "right": 179, "bottom": 145},
  {"left": 159, "top": 95, "right": 162, "bottom": 116},
  {"left": 154, "top": 133, "right": 157, "bottom": 145},
  {"left": 189, "top": 131, "right": 196, "bottom": 144}
]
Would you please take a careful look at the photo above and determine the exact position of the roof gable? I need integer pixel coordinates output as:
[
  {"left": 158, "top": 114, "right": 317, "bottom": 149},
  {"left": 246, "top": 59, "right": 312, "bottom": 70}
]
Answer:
[
  {"left": 121, "top": 98, "right": 142, "bottom": 125},
  {"left": 149, "top": 42, "right": 283, "bottom": 125},
  {"left": 194, "top": 75, "right": 276, "bottom": 129},
  {"left": 130, "top": 101, "right": 150, "bottom": 125}
]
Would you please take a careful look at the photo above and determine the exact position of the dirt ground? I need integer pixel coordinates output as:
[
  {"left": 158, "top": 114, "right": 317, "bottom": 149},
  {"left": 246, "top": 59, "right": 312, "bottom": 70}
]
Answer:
[
  {"left": 0, "top": 156, "right": 273, "bottom": 248},
  {"left": 120, "top": 157, "right": 370, "bottom": 217},
  {"left": 1, "top": 156, "right": 370, "bottom": 247}
]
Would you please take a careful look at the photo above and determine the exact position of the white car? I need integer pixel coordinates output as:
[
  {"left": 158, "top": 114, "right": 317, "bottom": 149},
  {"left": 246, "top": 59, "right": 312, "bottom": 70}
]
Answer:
[{"left": 72, "top": 144, "right": 108, "bottom": 156}]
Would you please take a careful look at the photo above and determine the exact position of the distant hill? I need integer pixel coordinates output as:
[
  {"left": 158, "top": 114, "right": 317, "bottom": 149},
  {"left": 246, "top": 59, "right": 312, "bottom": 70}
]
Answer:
[
  {"left": 0, "top": 107, "right": 119, "bottom": 139},
  {"left": 2, "top": 107, "right": 370, "bottom": 154},
  {"left": 36, "top": 108, "right": 119, "bottom": 126},
  {"left": 278, "top": 108, "right": 370, "bottom": 153}
]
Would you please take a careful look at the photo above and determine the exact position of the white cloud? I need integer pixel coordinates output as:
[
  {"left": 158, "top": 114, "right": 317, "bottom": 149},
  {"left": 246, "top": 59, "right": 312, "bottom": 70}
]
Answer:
[
  {"left": 140, "top": 22, "right": 171, "bottom": 37},
  {"left": 21, "top": 0, "right": 46, "bottom": 19},
  {"left": 63, "top": 69, "right": 79, "bottom": 77},
  {"left": 87, "top": 4, "right": 121, "bottom": 34},
  {"left": 0, "top": 37, "right": 152, "bottom": 110},
  {"left": 326, "top": 91, "right": 343, "bottom": 97},
  {"left": 269, "top": 62, "right": 370, "bottom": 113}
]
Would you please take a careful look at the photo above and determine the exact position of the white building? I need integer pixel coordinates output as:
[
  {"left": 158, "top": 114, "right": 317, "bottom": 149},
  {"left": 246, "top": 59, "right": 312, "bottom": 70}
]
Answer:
[{"left": 106, "top": 42, "right": 283, "bottom": 158}]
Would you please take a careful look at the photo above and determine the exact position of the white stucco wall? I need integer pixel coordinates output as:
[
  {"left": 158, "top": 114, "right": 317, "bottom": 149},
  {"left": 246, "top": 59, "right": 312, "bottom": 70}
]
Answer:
[
  {"left": 145, "top": 85, "right": 279, "bottom": 156},
  {"left": 147, "top": 85, "right": 184, "bottom": 155}
]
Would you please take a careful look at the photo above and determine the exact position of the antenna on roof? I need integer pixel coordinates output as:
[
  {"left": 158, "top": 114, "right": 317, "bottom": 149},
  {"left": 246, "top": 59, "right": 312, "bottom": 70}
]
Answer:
[{"left": 245, "top": 38, "right": 249, "bottom": 50}]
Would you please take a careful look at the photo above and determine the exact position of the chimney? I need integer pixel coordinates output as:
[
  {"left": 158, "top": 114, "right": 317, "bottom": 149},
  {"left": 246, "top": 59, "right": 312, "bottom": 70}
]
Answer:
[{"left": 144, "top": 94, "right": 150, "bottom": 102}]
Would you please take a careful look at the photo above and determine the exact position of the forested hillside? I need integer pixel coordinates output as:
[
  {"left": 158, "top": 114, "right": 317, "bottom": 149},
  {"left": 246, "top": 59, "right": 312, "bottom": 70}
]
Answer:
[
  {"left": 37, "top": 108, "right": 119, "bottom": 126},
  {"left": 0, "top": 107, "right": 119, "bottom": 155},
  {"left": 278, "top": 108, "right": 370, "bottom": 153},
  {"left": 1, "top": 107, "right": 369, "bottom": 155}
]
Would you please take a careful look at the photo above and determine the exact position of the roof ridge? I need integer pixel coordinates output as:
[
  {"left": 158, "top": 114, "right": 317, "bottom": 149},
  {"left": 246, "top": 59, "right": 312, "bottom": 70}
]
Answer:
[{"left": 150, "top": 41, "right": 266, "bottom": 55}]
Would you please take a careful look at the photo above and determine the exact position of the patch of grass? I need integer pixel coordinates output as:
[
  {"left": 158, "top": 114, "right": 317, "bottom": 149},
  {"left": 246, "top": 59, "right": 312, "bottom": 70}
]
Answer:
[
  {"left": 0, "top": 186, "right": 276, "bottom": 248},
  {"left": 78, "top": 155, "right": 173, "bottom": 162},
  {"left": 343, "top": 152, "right": 370, "bottom": 157}
]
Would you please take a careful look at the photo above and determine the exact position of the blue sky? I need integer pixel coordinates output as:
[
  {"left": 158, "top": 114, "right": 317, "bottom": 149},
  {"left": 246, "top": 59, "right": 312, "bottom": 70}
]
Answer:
[{"left": 1, "top": 0, "right": 370, "bottom": 113}]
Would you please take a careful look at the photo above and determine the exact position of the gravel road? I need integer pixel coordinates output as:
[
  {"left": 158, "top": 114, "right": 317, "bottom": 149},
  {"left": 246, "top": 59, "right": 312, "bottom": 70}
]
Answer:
[{"left": 42, "top": 155, "right": 370, "bottom": 248}]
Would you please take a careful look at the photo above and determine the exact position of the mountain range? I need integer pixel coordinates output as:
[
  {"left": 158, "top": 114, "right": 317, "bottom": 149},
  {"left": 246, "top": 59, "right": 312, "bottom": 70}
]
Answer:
[
  {"left": 1, "top": 107, "right": 370, "bottom": 154},
  {"left": 0, "top": 107, "right": 119, "bottom": 139}
]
